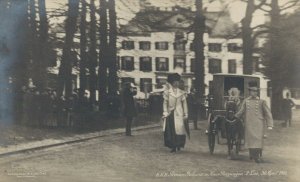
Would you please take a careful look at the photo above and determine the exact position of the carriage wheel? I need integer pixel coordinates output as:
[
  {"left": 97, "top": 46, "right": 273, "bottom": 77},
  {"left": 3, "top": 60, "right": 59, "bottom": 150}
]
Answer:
[
  {"left": 207, "top": 115, "right": 216, "bottom": 154},
  {"left": 208, "top": 132, "right": 215, "bottom": 154}
]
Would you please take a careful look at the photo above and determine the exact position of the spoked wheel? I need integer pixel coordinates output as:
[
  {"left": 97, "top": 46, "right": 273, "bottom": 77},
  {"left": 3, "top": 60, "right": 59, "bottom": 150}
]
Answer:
[
  {"left": 207, "top": 114, "right": 216, "bottom": 154},
  {"left": 208, "top": 132, "right": 215, "bottom": 154}
]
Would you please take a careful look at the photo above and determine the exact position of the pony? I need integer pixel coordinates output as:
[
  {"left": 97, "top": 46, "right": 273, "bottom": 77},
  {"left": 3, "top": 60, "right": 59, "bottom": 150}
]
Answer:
[{"left": 224, "top": 101, "right": 243, "bottom": 159}]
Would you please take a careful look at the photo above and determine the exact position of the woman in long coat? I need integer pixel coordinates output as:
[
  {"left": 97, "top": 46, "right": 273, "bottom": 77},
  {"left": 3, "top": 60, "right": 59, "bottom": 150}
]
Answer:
[
  {"left": 162, "top": 73, "right": 188, "bottom": 153},
  {"left": 235, "top": 81, "right": 273, "bottom": 163}
]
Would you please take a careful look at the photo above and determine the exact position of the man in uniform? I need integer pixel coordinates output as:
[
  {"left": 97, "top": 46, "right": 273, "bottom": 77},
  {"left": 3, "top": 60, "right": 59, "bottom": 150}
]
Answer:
[{"left": 235, "top": 81, "right": 273, "bottom": 163}]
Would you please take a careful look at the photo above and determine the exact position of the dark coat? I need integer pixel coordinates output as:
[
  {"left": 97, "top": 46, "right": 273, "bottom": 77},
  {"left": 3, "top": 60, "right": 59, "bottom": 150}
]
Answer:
[
  {"left": 187, "top": 93, "right": 198, "bottom": 120},
  {"left": 122, "top": 89, "right": 137, "bottom": 117},
  {"left": 282, "top": 98, "right": 295, "bottom": 120}
]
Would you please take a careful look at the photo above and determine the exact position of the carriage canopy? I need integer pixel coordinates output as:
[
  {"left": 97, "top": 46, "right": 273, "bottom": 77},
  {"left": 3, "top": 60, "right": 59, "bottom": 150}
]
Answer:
[{"left": 210, "top": 74, "right": 270, "bottom": 111}]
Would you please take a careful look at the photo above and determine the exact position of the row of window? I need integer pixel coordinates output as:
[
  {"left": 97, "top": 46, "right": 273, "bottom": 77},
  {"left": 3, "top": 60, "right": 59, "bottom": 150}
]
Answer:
[
  {"left": 122, "top": 41, "right": 242, "bottom": 52},
  {"left": 121, "top": 77, "right": 167, "bottom": 92},
  {"left": 120, "top": 56, "right": 238, "bottom": 74},
  {"left": 121, "top": 57, "right": 183, "bottom": 72}
]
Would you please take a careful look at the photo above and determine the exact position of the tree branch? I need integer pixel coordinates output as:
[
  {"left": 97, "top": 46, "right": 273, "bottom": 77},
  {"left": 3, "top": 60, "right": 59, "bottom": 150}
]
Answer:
[
  {"left": 259, "top": 6, "right": 271, "bottom": 12},
  {"left": 255, "top": 0, "right": 267, "bottom": 9},
  {"left": 280, "top": 0, "right": 300, "bottom": 11}
]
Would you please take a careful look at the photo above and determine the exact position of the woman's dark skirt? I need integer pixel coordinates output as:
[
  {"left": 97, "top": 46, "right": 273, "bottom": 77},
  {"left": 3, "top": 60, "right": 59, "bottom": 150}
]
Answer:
[{"left": 164, "top": 111, "right": 186, "bottom": 149}]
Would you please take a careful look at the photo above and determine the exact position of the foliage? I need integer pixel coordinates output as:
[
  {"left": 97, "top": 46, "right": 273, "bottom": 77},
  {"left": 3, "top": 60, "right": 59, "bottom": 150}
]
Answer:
[{"left": 261, "top": 10, "right": 300, "bottom": 88}]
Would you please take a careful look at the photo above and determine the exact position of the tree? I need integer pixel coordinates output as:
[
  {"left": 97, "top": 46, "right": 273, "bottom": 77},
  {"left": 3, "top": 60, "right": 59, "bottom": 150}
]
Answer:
[
  {"left": 79, "top": 0, "right": 88, "bottom": 100},
  {"left": 107, "top": 0, "right": 118, "bottom": 96},
  {"left": 267, "top": 11, "right": 300, "bottom": 88},
  {"left": 89, "top": 0, "right": 98, "bottom": 103},
  {"left": 7, "top": 0, "right": 31, "bottom": 123},
  {"left": 241, "top": 0, "right": 267, "bottom": 74},
  {"left": 38, "top": 0, "right": 51, "bottom": 88},
  {"left": 259, "top": 0, "right": 300, "bottom": 118},
  {"left": 58, "top": 0, "right": 80, "bottom": 97},
  {"left": 29, "top": 0, "right": 40, "bottom": 87},
  {"left": 98, "top": 0, "right": 109, "bottom": 107},
  {"left": 193, "top": 0, "right": 206, "bottom": 97}
]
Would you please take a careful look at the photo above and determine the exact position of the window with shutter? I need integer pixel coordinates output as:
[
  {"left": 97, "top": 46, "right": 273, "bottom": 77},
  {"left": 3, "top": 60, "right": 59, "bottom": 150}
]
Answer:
[
  {"left": 139, "top": 41, "right": 151, "bottom": 50},
  {"left": 155, "top": 42, "right": 168, "bottom": 50},
  {"left": 140, "top": 57, "right": 152, "bottom": 72},
  {"left": 228, "top": 59, "right": 237, "bottom": 73},
  {"left": 121, "top": 56, "right": 134, "bottom": 71},
  {"left": 156, "top": 57, "right": 169, "bottom": 71},
  {"left": 209, "top": 59, "right": 222, "bottom": 73},
  {"left": 208, "top": 43, "right": 222, "bottom": 52},
  {"left": 122, "top": 41, "right": 135, "bottom": 50}
]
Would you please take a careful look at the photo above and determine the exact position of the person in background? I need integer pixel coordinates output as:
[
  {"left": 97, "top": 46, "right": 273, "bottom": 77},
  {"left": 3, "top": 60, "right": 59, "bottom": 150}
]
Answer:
[
  {"left": 187, "top": 87, "right": 199, "bottom": 130},
  {"left": 32, "top": 89, "right": 42, "bottom": 127},
  {"left": 162, "top": 73, "right": 188, "bottom": 153},
  {"left": 121, "top": 82, "right": 137, "bottom": 136},
  {"left": 57, "top": 96, "right": 67, "bottom": 127},
  {"left": 282, "top": 92, "right": 295, "bottom": 127},
  {"left": 235, "top": 81, "right": 273, "bottom": 163}
]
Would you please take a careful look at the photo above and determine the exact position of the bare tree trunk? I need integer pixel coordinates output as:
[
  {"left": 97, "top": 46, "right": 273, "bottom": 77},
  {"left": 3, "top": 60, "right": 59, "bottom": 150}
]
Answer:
[
  {"left": 194, "top": 0, "right": 205, "bottom": 96},
  {"left": 10, "top": 0, "right": 30, "bottom": 88},
  {"left": 108, "top": 0, "right": 118, "bottom": 95},
  {"left": 29, "top": 0, "right": 41, "bottom": 87},
  {"left": 89, "top": 0, "right": 98, "bottom": 103},
  {"left": 79, "top": 0, "right": 87, "bottom": 100},
  {"left": 269, "top": 0, "right": 282, "bottom": 119},
  {"left": 98, "top": 0, "right": 108, "bottom": 107},
  {"left": 58, "top": 0, "right": 80, "bottom": 97},
  {"left": 37, "top": 0, "right": 49, "bottom": 88},
  {"left": 241, "top": 0, "right": 255, "bottom": 74},
  {"left": 9, "top": 0, "right": 30, "bottom": 123}
]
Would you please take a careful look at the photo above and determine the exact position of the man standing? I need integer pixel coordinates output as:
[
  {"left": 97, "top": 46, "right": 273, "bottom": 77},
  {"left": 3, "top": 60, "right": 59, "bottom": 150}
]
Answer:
[
  {"left": 187, "top": 88, "right": 199, "bottom": 130},
  {"left": 121, "top": 82, "right": 137, "bottom": 136},
  {"left": 235, "top": 81, "right": 273, "bottom": 163},
  {"left": 282, "top": 93, "right": 295, "bottom": 127}
]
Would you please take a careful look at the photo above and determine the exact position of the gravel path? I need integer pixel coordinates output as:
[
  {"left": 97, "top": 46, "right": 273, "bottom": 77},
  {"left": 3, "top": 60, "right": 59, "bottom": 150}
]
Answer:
[{"left": 0, "top": 111, "right": 299, "bottom": 182}]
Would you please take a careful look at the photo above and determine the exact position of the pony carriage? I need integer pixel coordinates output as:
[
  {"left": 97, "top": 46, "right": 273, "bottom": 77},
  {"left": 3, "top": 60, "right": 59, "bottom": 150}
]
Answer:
[{"left": 206, "top": 74, "right": 271, "bottom": 159}]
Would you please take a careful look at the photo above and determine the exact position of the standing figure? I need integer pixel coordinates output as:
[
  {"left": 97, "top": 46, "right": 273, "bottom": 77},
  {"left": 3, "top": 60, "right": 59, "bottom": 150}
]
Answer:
[
  {"left": 187, "top": 88, "right": 199, "bottom": 130},
  {"left": 162, "top": 73, "right": 188, "bottom": 153},
  {"left": 121, "top": 82, "right": 137, "bottom": 136},
  {"left": 282, "top": 93, "right": 295, "bottom": 127},
  {"left": 32, "top": 89, "right": 42, "bottom": 127},
  {"left": 235, "top": 81, "right": 273, "bottom": 163}
]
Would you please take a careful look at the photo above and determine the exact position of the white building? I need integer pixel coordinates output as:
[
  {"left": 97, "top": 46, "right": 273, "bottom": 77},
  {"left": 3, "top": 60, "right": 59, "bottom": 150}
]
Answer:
[
  {"left": 117, "top": 4, "right": 251, "bottom": 98},
  {"left": 118, "top": 31, "right": 245, "bottom": 98}
]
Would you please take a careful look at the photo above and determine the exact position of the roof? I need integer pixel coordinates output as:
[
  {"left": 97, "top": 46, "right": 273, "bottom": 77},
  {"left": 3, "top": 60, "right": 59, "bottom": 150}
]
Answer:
[{"left": 119, "top": 8, "right": 239, "bottom": 38}]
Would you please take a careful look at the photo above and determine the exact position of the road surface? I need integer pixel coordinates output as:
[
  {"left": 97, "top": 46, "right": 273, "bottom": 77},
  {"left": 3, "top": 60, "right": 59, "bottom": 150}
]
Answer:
[{"left": 0, "top": 110, "right": 299, "bottom": 182}]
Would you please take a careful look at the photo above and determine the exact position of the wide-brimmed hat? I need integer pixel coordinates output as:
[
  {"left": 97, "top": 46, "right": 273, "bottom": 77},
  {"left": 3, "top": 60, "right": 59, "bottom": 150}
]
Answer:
[
  {"left": 167, "top": 73, "right": 181, "bottom": 84},
  {"left": 248, "top": 81, "right": 260, "bottom": 91}
]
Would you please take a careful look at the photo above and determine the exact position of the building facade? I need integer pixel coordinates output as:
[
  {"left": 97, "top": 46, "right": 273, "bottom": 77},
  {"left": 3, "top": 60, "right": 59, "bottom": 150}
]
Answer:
[{"left": 118, "top": 32, "right": 245, "bottom": 98}]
